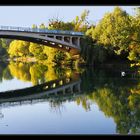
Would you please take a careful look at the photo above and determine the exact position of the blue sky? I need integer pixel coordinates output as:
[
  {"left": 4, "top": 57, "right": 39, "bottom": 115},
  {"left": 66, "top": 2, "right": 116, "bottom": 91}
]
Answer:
[{"left": 0, "top": 6, "right": 139, "bottom": 27}]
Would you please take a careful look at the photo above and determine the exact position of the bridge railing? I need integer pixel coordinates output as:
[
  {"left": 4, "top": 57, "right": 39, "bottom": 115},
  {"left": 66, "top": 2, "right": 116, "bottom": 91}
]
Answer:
[{"left": 0, "top": 25, "right": 84, "bottom": 36}]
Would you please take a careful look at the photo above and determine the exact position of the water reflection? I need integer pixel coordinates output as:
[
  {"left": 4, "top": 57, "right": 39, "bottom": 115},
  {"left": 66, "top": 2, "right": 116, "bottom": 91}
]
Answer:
[
  {"left": 0, "top": 61, "right": 80, "bottom": 92},
  {"left": 80, "top": 66, "right": 140, "bottom": 134},
  {"left": 0, "top": 61, "right": 140, "bottom": 134}
]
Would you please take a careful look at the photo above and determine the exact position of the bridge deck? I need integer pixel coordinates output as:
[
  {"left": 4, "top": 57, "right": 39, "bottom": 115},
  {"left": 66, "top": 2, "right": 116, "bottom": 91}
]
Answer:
[{"left": 0, "top": 25, "right": 84, "bottom": 36}]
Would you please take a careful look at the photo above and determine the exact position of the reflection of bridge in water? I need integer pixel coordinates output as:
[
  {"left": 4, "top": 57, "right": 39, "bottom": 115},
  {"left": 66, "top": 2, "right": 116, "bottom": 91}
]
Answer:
[{"left": 0, "top": 76, "right": 81, "bottom": 109}]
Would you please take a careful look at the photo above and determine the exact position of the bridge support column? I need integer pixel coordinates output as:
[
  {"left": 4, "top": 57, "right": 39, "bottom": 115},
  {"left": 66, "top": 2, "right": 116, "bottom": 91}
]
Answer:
[
  {"left": 55, "top": 92, "right": 57, "bottom": 95},
  {"left": 62, "top": 36, "right": 64, "bottom": 42},
  {"left": 53, "top": 35, "right": 56, "bottom": 39},
  {"left": 70, "top": 37, "right": 73, "bottom": 45},
  {"left": 77, "top": 37, "right": 80, "bottom": 47},
  {"left": 77, "top": 84, "right": 81, "bottom": 92},
  {"left": 70, "top": 86, "right": 73, "bottom": 93},
  {"left": 63, "top": 89, "right": 65, "bottom": 95}
]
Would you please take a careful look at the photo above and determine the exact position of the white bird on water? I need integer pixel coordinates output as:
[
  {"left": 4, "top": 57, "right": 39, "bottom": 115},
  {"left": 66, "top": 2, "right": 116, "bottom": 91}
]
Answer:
[{"left": 121, "top": 71, "right": 126, "bottom": 77}]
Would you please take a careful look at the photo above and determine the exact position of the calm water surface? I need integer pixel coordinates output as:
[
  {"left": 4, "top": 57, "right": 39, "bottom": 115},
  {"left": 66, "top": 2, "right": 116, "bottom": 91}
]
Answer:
[{"left": 0, "top": 61, "right": 140, "bottom": 134}]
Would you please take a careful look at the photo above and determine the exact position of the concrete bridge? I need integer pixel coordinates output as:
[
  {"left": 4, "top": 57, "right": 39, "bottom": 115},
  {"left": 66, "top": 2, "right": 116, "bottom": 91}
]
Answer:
[{"left": 0, "top": 26, "right": 84, "bottom": 55}]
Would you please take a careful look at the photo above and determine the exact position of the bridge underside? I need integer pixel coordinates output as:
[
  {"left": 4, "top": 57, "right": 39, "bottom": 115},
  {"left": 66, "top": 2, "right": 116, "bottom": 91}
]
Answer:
[{"left": 0, "top": 31, "right": 81, "bottom": 55}]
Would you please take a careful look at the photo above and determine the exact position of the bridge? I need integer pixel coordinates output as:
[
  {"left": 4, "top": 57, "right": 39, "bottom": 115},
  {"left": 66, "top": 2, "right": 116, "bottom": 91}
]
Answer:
[{"left": 0, "top": 25, "right": 84, "bottom": 55}]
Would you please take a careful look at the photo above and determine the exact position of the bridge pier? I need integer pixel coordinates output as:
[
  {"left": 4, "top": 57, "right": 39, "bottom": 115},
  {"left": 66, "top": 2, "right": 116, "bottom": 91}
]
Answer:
[
  {"left": 70, "top": 86, "right": 73, "bottom": 94},
  {"left": 71, "top": 37, "right": 80, "bottom": 47},
  {"left": 70, "top": 37, "right": 73, "bottom": 45},
  {"left": 77, "top": 37, "right": 80, "bottom": 47},
  {"left": 77, "top": 84, "right": 81, "bottom": 92},
  {"left": 62, "top": 36, "right": 64, "bottom": 42}
]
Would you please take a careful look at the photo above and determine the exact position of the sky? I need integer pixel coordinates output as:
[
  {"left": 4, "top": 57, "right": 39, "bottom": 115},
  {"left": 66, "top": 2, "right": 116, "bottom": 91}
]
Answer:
[{"left": 0, "top": 6, "right": 139, "bottom": 27}]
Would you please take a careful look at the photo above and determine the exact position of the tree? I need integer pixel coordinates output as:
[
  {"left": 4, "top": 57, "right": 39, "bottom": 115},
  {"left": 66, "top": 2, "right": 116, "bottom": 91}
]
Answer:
[
  {"left": 127, "top": 7, "right": 140, "bottom": 64},
  {"left": 48, "top": 18, "right": 74, "bottom": 30},
  {"left": 92, "top": 7, "right": 132, "bottom": 56},
  {"left": 133, "top": 7, "right": 140, "bottom": 18},
  {"left": 72, "top": 9, "right": 90, "bottom": 32},
  {"left": 85, "top": 26, "right": 95, "bottom": 38},
  {"left": 32, "top": 24, "right": 37, "bottom": 29},
  {"left": 39, "top": 23, "right": 46, "bottom": 29}
]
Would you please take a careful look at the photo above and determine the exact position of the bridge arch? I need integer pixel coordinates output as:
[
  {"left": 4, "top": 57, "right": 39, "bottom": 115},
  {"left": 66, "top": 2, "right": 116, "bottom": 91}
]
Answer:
[{"left": 0, "top": 26, "right": 84, "bottom": 55}]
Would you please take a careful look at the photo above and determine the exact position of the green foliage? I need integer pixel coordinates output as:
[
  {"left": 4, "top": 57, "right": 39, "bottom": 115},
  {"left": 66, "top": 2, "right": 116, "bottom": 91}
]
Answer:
[
  {"left": 32, "top": 24, "right": 37, "bottom": 29},
  {"left": 29, "top": 43, "right": 48, "bottom": 60},
  {"left": 53, "top": 65, "right": 66, "bottom": 78},
  {"left": 126, "top": 7, "right": 140, "bottom": 63},
  {"left": 80, "top": 36, "right": 109, "bottom": 64},
  {"left": 85, "top": 26, "right": 95, "bottom": 38},
  {"left": 0, "top": 62, "right": 9, "bottom": 82},
  {"left": 2, "top": 66, "right": 13, "bottom": 80},
  {"left": 30, "top": 63, "right": 48, "bottom": 85},
  {"left": 6, "top": 61, "right": 73, "bottom": 85},
  {"left": 54, "top": 51, "right": 66, "bottom": 63},
  {"left": 92, "top": 7, "right": 132, "bottom": 55},
  {"left": 134, "top": 7, "right": 140, "bottom": 18},
  {"left": 81, "top": 6, "right": 140, "bottom": 64},
  {"left": 77, "top": 67, "right": 140, "bottom": 134},
  {"left": 39, "top": 23, "right": 46, "bottom": 29},
  {"left": 47, "top": 9, "right": 90, "bottom": 32},
  {"left": 72, "top": 9, "right": 90, "bottom": 32},
  {"left": 0, "top": 39, "right": 11, "bottom": 58},
  {"left": 48, "top": 18, "right": 74, "bottom": 30},
  {"left": 8, "top": 40, "right": 30, "bottom": 57},
  {"left": 8, "top": 62, "right": 31, "bottom": 82}
]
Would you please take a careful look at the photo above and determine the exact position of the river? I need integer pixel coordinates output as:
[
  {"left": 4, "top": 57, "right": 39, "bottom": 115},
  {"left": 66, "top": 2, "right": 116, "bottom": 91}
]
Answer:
[{"left": 0, "top": 60, "right": 140, "bottom": 134}]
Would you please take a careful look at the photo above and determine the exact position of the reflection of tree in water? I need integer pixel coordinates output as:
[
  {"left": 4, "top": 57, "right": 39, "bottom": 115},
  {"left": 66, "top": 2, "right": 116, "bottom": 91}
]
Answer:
[
  {"left": 1, "top": 61, "right": 140, "bottom": 134},
  {"left": 8, "top": 62, "right": 31, "bottom": 82},
  {"left": 53, "top": 65, "right": 66, "bottom": 78},
  {"left": 0, "top": 61, "right": 10, "bottom": 83},
  {"left": 90, "top": 87, "right": 140, "bottom": 134},
  {"left": 53, "top": 65, "right": 73, "bottom": 78},
  {"left": 7, "top": 62, "right": 58, "bottom": 85},
  {"left": 76, "top": 66, "right": 140, "bottom": 134},
  {"left": 7, "top": 62, "right": 74, "bottom": 86},
  {"left": 49, "top": 100, "right": 66, "bottom": 115},
  {"left": 76, "top": 96, "right": 91, "bottom": 111},
  {"left": 0, "top": 107, "right": 4, "bottom": 119},
  {"left": 0, "top": 113, "right": 4, "bottom": 119},
  {"left": 29, "top": 63, "right": 48, "bottom": 85}
]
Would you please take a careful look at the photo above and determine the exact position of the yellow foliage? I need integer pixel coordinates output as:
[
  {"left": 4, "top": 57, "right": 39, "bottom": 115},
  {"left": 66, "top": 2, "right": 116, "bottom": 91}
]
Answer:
[
  {"left": 43, "top": 46, "right": 57, "bottom": 63},
  {"left": 8, "top": 62, "right": 31, "bottom": 82},
  {"left": 44, "top": 64, "right": 57, "bottom": 81}
]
